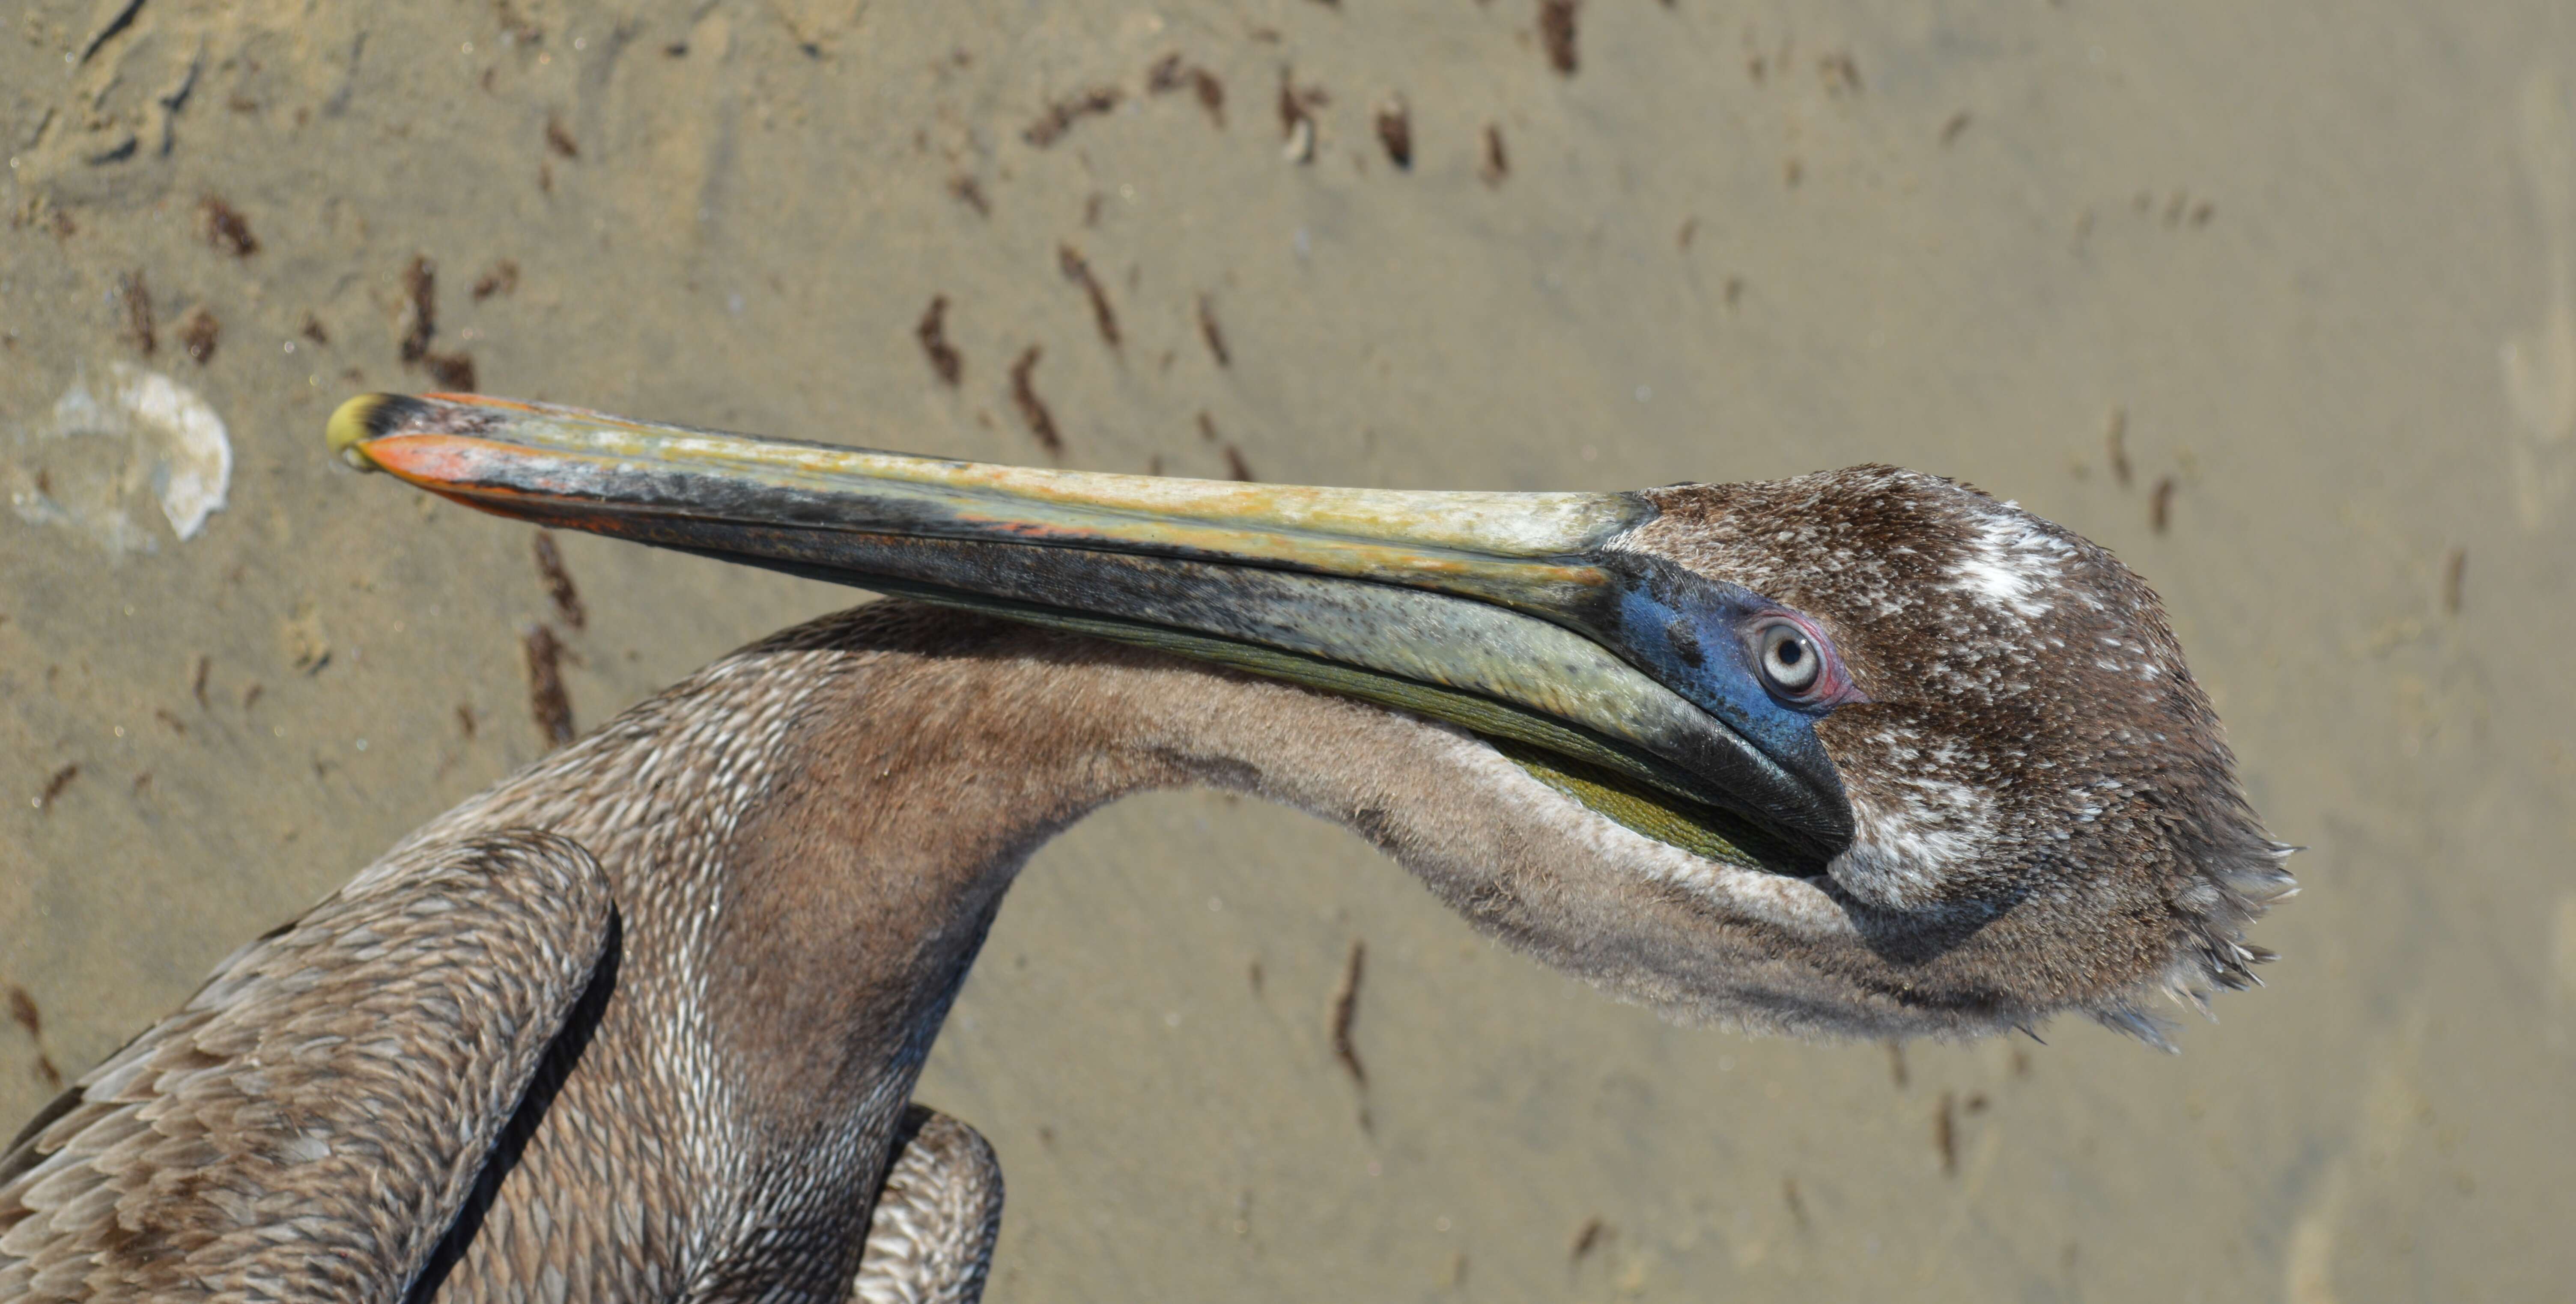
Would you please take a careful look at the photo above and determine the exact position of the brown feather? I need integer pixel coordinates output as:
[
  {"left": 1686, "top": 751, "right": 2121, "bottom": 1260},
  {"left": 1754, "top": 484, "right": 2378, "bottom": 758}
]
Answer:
[{"left": 0, "top": 833, "right": 611, "bottom": 1301}]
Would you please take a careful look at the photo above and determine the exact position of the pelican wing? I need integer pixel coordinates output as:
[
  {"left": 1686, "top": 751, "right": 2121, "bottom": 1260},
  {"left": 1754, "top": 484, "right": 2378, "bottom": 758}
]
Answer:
[{"left": 0, "top": 831, "right": 614, "bottom": 1302}]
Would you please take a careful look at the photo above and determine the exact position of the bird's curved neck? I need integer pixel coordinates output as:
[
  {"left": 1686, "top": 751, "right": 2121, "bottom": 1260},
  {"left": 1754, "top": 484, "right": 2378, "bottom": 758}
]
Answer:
[
  {"left": 442, "top": 604, "right": 1378, "bottom": 1134},
  {"left": 695, "top": 610, "right": 1205, "bottom": 1098}
]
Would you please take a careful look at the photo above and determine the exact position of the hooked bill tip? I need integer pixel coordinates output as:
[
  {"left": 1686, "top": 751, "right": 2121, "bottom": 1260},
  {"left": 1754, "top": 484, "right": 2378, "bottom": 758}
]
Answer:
[{"left": 325, "top": 393, "right": 432, "bottom": 472}]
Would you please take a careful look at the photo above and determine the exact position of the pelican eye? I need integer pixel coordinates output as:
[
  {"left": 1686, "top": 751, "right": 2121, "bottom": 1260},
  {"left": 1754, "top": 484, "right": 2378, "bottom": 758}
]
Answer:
[{"left": 1744, "top": 613, "right": 1848, "bottom": 707}]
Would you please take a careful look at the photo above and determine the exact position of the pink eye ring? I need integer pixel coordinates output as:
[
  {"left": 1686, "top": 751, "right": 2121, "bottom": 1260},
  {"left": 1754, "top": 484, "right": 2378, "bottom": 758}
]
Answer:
[{"left": 1744, "top": 613, "right": 1858, "bottom": 707}]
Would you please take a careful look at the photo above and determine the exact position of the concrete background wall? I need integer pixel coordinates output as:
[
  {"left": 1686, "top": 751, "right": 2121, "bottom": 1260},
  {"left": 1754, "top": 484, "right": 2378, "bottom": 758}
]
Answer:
[{"left": 5, "top": 1, "right": 2571, "bottom": 1298}]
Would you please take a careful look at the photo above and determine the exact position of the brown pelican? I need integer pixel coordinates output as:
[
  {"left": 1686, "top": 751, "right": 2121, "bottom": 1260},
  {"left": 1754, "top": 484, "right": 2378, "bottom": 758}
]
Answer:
[{"left": 0, "top": 392, "right": 2292, "bottom": 1301}]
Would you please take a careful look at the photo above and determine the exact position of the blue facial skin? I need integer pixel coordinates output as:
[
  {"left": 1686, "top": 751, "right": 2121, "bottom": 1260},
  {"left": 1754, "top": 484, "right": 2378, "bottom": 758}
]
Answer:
[{"left": 1599, "top": 561, "right": 1849, "bottom": 812}]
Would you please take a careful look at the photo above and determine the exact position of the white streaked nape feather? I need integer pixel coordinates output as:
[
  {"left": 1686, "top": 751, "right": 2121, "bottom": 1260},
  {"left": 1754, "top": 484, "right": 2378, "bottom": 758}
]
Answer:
[{"left": 1947, "top": 506, "right": 2077, "bottom": 619}]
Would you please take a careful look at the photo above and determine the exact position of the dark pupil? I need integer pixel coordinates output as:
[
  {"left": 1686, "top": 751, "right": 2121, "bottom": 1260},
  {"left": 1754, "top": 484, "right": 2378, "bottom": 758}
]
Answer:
[{"left": 1775, "top": 637, "right": 1805, "bottom": 667}]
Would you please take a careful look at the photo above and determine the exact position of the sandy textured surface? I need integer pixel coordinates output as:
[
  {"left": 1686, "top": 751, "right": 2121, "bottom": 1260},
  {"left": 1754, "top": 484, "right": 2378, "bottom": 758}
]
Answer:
[{"left": 5, "top": 1, "right": 2572, "bottom": 1299}]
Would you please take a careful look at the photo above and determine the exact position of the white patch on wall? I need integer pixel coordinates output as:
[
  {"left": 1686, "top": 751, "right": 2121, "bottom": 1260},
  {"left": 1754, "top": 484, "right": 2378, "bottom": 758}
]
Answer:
[{"left": 9, "top": 363, "right": 231, "bottom": 553}]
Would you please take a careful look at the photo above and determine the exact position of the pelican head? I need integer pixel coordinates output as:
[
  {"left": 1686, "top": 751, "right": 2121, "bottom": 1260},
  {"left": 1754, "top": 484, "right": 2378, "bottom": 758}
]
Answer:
[{"left": 329, "top": 393, "right": 2291, "bottom": 1044}]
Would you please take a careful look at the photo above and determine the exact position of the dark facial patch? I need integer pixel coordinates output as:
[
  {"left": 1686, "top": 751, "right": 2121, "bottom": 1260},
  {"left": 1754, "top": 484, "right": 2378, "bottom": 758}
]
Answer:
[{"left": 1663, "top": 616, "right": 1703, "bottom": 667}]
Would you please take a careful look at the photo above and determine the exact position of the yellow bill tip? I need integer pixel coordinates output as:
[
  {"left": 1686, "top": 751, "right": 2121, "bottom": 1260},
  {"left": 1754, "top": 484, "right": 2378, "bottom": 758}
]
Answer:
[{"left": 325, "top": 393, "right": 412, "bottom": 471}]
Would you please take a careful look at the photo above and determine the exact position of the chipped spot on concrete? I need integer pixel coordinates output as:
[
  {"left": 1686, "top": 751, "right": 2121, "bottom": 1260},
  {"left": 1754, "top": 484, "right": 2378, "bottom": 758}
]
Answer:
[{"left": 9, "top": 362, "right": 230, "bottom": 554}]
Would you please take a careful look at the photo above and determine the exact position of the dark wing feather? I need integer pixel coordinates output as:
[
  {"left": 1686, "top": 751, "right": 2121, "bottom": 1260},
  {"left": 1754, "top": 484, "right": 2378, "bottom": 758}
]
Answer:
[{"left": 0, "top": 830, "right": 613, "bottom": 1302}]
